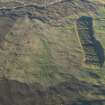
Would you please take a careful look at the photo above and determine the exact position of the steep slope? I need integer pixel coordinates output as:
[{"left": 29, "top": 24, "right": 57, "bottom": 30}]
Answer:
[{"left": 0, "top": 0, "right": 105, "bottom": 105}]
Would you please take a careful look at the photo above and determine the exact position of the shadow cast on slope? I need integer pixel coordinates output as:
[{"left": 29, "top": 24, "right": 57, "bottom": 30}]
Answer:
[
  {"left": 77, "top": 16, "right": 105, "bottom": 66},
  {"left": 94, "top": 40, "right": 105, "bottom": 67}
]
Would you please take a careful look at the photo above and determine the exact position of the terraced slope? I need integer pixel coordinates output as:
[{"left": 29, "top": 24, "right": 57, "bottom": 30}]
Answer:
[{"left": 0, "top": 0, "right": 104, "bottom": 105}]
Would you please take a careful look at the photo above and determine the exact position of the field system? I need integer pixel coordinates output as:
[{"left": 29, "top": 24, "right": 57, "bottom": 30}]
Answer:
[{"left": 76, "top": 16, "right": 104, "bottom": 67}]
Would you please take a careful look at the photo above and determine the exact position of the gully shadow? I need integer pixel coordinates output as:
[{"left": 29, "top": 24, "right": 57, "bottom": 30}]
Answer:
[{"left": 77, "top": 16, "right": 105, "bottom": 66}]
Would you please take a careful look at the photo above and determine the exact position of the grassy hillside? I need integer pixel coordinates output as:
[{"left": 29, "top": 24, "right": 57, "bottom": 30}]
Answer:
[{"left": 0, "top": 0, "right": 105, "bottom": 105}]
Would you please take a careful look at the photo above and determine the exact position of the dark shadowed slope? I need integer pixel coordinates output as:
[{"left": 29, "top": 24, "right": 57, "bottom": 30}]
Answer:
[{"left": 0, "top": 77, "right": 105, "bottom": 105}]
